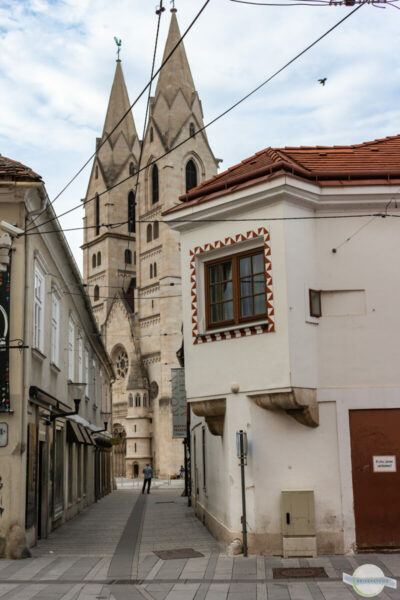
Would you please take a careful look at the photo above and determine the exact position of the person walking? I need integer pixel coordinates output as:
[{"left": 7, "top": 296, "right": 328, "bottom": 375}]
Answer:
[{"left": 142, "top": 463, "right": 152, "bottom": 494}]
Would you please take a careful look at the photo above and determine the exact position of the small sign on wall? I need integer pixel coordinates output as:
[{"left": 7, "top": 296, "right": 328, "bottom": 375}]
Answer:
[{"left": 373, "top": 455, "right": 397, "bottom": 472}]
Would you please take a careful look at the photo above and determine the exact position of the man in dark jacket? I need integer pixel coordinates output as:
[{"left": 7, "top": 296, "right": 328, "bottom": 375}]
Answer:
[{"left": 142, "top": 464, "right": 152, "bottom": 494}]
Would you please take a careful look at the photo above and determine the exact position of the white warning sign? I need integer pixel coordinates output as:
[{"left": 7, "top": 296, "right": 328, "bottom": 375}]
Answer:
[{"left": 373, "top": 456, "right": 397, "bottom": 472}]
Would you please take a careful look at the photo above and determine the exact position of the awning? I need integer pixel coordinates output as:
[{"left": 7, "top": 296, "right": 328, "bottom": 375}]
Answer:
[
  {"left": 67, "top": 420, "right": 86, "bottom": 444},
  {"left": 78, "top": 424, "right": 93, "bottom": 445}
]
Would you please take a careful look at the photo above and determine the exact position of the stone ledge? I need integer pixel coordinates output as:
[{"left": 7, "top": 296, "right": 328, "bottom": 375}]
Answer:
[
  {"left": 251, "top": 387, "right": 319, "bottom": 428},
  {"left": 191, "top": 398, "right": 226, "bottom": 436}
]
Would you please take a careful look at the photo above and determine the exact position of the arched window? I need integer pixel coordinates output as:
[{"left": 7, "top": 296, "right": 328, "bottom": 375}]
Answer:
[
  {"left": 95, "top": 194, "right": 100, "bottom": 235},
  {"left": 147, "top": 224, "right": 152, "bottom": 243},
  {"left": 186, "top": 159, "right": 197, "bottom": 193},
  {"left": 97, "top": 251, "right": 101, "bottom": 266},
  {"left": 135, "top": 394, "right": 141, "bottom": 407},
  {"left": 134, "top": 251, "right": 136, "bottom": 265},
  {"left": 128, "top": 191, "right": 135, "bottom": 233},
  {"left": 94, "top": 286, "right": 99, "bottom": 302},
  {"left": 154, "top": 263, "right": 157, "bottom": 277},
  {"left": 150, "top": 264, "right": 153, "bottom": 279},
  {"left": 153, "top": 221, "right": 159, "bottom": 239},
  {"left": 129, "top": 162, "right": 135, "bottom": 176},
  {"left": 189, "top": 122, "right": 195, "bottom": 137},
  {"left": 129, "top": 394, "right": 133, "bottom": 408},
  {"left": 143, "top": 393, "right": 148, "bottom": 408},
  {"left": 125, "top": 249, "right": 132, "bottom": 264},
  {"left": 95, "top": 165, "right": 99, "bottom": 179},
  {"left": 152, "top": 164, "right": 159, "bottom": 204},
  {"left": 92, "top": 254, "right": 96, "bottom": 268},
  {"left": 150, "top": 127, "right": 154, "bottom": 142}
]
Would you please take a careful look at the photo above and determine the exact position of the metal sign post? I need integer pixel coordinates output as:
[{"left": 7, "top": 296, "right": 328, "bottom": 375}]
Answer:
[{"left": 236, "top": 429, "right": 248, "bottom": 556}]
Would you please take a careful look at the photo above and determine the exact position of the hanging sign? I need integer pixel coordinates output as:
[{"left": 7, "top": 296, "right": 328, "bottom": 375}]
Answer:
[
  {"left": 171, "top": 367, "right": 186, "bottom": 438},
  {"left": 0, "top": 259, "right": 11, "bottom": 412}
]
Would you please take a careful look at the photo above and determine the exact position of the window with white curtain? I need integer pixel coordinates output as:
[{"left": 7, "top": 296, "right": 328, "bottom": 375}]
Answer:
[
  {"left": 34, "top": 264, "right": 45, "bottom": 352},
  {"left": 68, "top": 318, "right": 75, "bottom": 380},
  {"left": 84, "top": 349, "right": 89, "bottom": 397},
  {"left": 51, "top": 290, "right": 60, "bottom": 364},
  {"left": 78, "top": 336, "right": 83, "bottom": 383}
]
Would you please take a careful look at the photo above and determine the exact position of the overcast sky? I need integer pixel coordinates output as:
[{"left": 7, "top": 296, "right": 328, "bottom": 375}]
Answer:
[{"left": 1, "top": 0, "right": 399, "bottom": 268}]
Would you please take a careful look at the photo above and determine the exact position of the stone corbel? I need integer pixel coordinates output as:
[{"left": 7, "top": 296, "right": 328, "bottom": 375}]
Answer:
[
  {"left": 252, "top": 388, "right": 319, "bottom": 428},
  {"left": 191, "top": 399, "right": 226, "bottom": 436}
]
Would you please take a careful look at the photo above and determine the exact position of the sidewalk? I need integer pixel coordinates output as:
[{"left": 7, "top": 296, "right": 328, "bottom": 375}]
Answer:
[{"left": 0, "top": 487, "right": 399, "bottom": 599}]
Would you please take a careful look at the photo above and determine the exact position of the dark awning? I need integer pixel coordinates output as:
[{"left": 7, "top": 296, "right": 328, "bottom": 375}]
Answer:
[
  {"left": 67, "top": 420, "right": 86, "bottom": 444},
  {"left": 94, "top": 435, "right": 112, "bottom": 449},
  {"left": 78, "top": 425, "right": 94, "bottom": 445}
]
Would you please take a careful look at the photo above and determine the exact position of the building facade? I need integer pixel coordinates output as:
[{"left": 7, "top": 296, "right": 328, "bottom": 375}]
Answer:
[
  {"left": 0, "top": 155, "right": 114, "bottom": 549},
  {"left": 82, "top": 8, "right": 218, "bottom": 478},
  {"left": 165, "top": 135, "right": 400, "bottom": 554}
]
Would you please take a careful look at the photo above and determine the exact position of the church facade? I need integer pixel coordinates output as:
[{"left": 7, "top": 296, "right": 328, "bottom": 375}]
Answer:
[{"left": 82, "top": 8, "right": 218, "bottom": 478}]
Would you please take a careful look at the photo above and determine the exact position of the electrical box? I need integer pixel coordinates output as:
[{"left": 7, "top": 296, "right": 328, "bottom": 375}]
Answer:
[{"left": 281, "top": 491, "right": 316, "bottom": 557}]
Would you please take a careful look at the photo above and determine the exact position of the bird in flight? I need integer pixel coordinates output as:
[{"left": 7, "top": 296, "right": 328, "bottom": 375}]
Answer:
[{"left": 318, "top": 78, "right": 327, "bottom": 86}]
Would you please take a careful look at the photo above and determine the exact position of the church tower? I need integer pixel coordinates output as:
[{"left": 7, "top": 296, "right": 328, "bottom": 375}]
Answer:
[{"left": 82, "top": 8, "right": 218, "bottom": 478}]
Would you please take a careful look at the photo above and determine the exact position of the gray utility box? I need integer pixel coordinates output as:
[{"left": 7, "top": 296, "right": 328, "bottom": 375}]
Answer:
[{"left": 281, "top": 491, "right": 317, "bottom": 557}]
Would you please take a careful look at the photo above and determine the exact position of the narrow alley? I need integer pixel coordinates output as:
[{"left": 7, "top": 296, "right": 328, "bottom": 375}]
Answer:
[{"left": 0, "top": 485, "right": 399, "bottom": 600}]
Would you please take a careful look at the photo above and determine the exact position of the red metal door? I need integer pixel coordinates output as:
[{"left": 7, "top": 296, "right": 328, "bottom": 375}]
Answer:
[{"left": 349, "top": 409, "right": 400, "bottom": 549}]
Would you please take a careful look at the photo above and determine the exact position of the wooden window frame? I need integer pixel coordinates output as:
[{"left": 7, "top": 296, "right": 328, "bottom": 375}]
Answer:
[
  {"left": 309, "top": 289, "right": 322, "bottom": 318},
  {"left": 205, "top": 247, "right": 267, "bottom": 330}
]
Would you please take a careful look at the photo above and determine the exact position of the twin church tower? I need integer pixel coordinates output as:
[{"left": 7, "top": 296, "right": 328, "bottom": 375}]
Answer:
[{"left": 82, "top": 8, "right": 218, "bottom": 477}]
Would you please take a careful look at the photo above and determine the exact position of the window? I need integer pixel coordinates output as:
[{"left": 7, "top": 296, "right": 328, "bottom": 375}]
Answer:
[
  {"left": 128, "top": 191, "right": 136, "bottom": 233},
  {"left": 143, "top": 393, "right": 148, "bottom": 408},
  {"left": 95, "top": 165, "right": 98, "bottom": 179},
  {"left": 153, "top": 262, "right": 157, "bottom": 277},
  {"left": 95, "top": 194, "right": 100, "bottom": 235},
  {"left": 68, "top": 318, "right": 74, "bottom": 380},
  {"left": 153, "top": 221, "right": 159, "bottom": 239},
  {"left": 84, "top": 349, "right": 89, "bottom": 396},
  {"left": 51, "top": 290, "right": 59, "bottom": 364},
  {"left": 309, "top": 289, "right": 322, "bottom": 318},
  {"left": 186, "top": 159, "right": 197, "bottom": 193},
  {"left": 134, "top": 443, "right": 137, "bottom": 453},
  {"left": 147, "top": 224, "right": 152, "bottom": 243},
  {"left": 97, "top": 251, "right": 101, "bottom": 266},
  {"left": 135, "top": 394, "right": 141, "bottom": 407},
  {"left": 189, "top": 122, "right": 195, "bottom": 137},
  {"left": 129, "top": 162, "right": 135, "bottom": 176},
  {"left": 205, "top": 249, "right": 267, "bottom": 329},
  {"left": 78, "top": 337, "right": 83, "bottom": 383},
  {"left": 92, "top": 254, "right": 96, "bottom": 268},
  {"left": 134, "top": 251, "right": 136, "bottom": 265},
  {"left": 150, "top": 127, "right": 154, "bottom": 142},
  {"left": 34, "top": 264, "right": 44, "bottom": 352},
  {"left": 115, "top": 349, "right": 128, "bottom": 379},
  {"left": 150, "top": 264, "right": 153, "bottom": 279},
  {"left": 125, "top": 249, "right": 132, "bottom": 264},
  {"left": 129, "top": 394, "right": 133, "bottom": 408},
  {"left": 134, "top": 424, "right": 137, "bottom": 432},
  {"left": 94, "top": 285, "right": 99, "bottom": 302},
  {"left": 152, "top": 164, "right": 159, "bottom": 204}
]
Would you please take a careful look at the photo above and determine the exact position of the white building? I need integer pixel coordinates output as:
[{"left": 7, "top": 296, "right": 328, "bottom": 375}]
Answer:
[
  {"left": 0, "top": 155, "right": 114, "bottom": 549},
  {"left": 165, "top": 134, "right": 400, "bottom": 555}
]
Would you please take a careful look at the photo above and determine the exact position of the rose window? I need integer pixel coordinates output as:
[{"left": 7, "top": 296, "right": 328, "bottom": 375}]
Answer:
[{"left": 115, "top": 350, "right": 128, "bottom": 379}]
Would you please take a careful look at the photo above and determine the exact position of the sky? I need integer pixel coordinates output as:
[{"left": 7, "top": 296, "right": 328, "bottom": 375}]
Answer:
[{"left": 0, "top": 0, "right": 399, "bottom": 269}]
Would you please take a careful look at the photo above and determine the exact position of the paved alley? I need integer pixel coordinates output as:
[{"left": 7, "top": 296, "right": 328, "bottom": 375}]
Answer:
[{"left": 0, "top": 486, "right": 399, "bottom": 599}]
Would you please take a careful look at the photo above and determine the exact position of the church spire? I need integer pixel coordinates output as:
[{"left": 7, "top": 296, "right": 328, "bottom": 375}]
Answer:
[
  {"left": 102, "top": 59, "right": 138, "bottom": 149},
  {"left": 154, "top": 9, "right": 196, "bottom": 109}
]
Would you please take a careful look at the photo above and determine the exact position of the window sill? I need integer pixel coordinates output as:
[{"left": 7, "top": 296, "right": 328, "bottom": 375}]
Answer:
[
  {"left": 32, "top": 347, "right": 46, "bottom": 361},
  {"left": 50, "top": 362, "right": 61, "bottom": 374},
  {"left": 196, "top": 319, "right": 271, "bottom": 344}
]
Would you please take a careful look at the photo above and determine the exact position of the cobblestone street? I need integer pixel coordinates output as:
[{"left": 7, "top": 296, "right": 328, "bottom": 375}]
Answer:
[{"left": 0, "top": 486, "right": 399, "bottom": 599}]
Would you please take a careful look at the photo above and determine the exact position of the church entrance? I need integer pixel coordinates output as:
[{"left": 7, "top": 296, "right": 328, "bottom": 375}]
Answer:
[{"left": 113, "top": 424, "right": 126, "bottom": 478}]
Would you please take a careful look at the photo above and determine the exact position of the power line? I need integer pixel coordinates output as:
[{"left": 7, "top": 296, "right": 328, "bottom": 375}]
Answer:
[
  {"left": 23, "top": 0, "right": 211, "bottom": 235},
  {"left": 20, "top": 3, "right": 364, "bottom": 237},
  {"left": 120, "top": 0, "right": 164, "bottom": 294}
]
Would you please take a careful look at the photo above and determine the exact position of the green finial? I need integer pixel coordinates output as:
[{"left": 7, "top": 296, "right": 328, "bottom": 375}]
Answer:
[{"left": 114, "top": 37, "right": 122, "bottom": 60}]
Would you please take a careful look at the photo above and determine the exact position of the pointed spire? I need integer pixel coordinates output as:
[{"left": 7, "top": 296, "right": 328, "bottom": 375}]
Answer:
[
  {"left": 154, "top": 10, "right": 196, "bottom": 108},
  {"left": 102, "top": 60, "right": 138, "bottom": 149}
]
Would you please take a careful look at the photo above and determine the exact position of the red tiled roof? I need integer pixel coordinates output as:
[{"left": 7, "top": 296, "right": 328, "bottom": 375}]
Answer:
[
  {"left": 165, "top": 134, "right": 400, "bottom": 214},
  {"left": 0, "top": 155, "right": 42, "bottom": 182}
]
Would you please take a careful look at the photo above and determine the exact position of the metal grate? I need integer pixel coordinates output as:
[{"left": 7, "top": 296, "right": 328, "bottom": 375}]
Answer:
[
  {"left": 154, "top": 548, "right": 204, "bottom": 560},
  {"left": 273, "top": 567, "right": 328, "bottom": 579}
]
